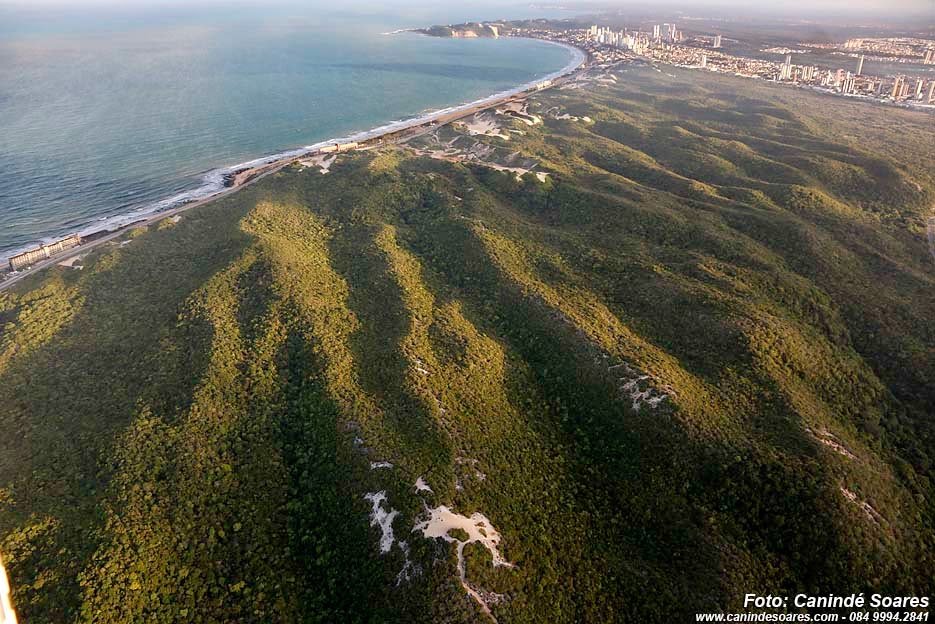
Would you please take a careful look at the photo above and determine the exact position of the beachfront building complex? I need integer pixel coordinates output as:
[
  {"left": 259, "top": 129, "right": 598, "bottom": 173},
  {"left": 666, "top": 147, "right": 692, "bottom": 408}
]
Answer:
[{"left": 8, "top": 234, "right": 81, "bottom": 272}]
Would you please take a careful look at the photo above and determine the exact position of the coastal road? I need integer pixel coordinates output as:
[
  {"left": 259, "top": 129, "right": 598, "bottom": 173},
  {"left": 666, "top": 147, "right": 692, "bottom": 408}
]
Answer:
[
  {"left": 0, "top": 158, "right": 297, "bottom": 293},
  {"left": 0, "top": 58, "right": 589, "bottom": 294}
]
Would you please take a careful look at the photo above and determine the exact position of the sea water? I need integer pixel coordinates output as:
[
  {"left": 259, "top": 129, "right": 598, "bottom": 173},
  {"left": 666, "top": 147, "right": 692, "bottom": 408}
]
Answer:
[{"left": 0, "top": 1, "right": 576, "bottom": 260}]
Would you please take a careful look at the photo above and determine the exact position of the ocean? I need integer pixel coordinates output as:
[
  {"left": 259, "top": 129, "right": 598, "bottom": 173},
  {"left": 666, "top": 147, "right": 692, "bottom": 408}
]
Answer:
[{"left": 0, "top": 1, "right": 577, "bottom": 261}]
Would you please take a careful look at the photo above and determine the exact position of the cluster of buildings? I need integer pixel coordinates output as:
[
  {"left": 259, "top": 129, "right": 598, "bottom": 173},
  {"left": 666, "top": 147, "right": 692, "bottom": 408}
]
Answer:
[
  {"left": 586, "top": 22, "right": 698, "bottom": 52},
  {"left": 775, "top": 53, "right": 935, "bottom": 103},
  {"left": 7, "top": 234, "right": 81, "bottom": 272},
  {"left": 548, "top": 24, "right": 935, "bottom": 107},
  {"left": 586, "top": 26, "right": 652, "bottom": 55},
  {"left": 842, "top": 37, "right": 935, "bottom": 64}
]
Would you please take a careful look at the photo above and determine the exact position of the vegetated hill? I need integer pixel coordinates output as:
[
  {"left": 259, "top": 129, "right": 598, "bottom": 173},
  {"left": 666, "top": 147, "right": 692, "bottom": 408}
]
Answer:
[
  {"left": 1, "top": 65, "right": 933, "bottom": 623},
  {"left": 416, "top": 23, "right": 502, "bottom": 39}
]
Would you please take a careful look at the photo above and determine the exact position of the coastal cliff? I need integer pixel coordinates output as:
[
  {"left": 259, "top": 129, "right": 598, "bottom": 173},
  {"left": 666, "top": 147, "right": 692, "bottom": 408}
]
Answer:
[{"left": 416, "top": 22, "right": 503, "bottom": 38}]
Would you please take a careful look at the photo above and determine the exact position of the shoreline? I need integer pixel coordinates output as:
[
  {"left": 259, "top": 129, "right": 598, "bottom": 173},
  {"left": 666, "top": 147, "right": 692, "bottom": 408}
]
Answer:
[{"left": 0, "top": 38, "right": 587, "bottom": 291}]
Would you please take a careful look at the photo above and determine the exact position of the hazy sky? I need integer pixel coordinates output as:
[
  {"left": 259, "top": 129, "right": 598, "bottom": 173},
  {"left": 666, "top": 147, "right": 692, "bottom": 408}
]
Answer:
[{"left": 0, "top": 0, "right": 931, "bottom": 19}]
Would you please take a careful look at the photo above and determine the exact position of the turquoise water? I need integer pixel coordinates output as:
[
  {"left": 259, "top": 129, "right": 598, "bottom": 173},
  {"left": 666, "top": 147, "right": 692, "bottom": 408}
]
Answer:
[{"left": 0, "top": 2, "right": 574, "bottom": 259}]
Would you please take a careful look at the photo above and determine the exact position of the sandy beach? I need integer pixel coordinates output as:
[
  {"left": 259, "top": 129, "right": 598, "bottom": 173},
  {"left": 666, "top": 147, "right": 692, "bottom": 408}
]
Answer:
[{"left": 0, "top": 39, "right": 586, "bottom": 292}]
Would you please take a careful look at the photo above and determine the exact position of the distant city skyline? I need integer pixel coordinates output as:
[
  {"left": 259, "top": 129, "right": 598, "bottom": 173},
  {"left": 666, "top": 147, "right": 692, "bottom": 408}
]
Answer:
[{"left": 3, "top": 0, "right": 933, "bottom": 12}]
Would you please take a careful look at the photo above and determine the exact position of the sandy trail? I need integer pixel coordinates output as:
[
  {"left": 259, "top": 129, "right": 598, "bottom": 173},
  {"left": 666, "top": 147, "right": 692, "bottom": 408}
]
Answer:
[{"left": 413, "top": 504, "right": 513, "bottom": 621}]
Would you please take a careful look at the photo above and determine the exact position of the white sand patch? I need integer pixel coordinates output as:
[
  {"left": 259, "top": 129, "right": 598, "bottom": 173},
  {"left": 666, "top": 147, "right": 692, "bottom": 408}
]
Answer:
[
  {"left": 457, "top": 113, "right": 511, "bottom": 140},
  {"left": 364, "top": 491, "right": 399, "bottom": 554},
  {"left": 609, "top": 361, "right": 668, "bottom": 411},
  {"left": 646, "top": 395, "right": 667, "bottom": 408},
  {"left": 370, "top": 461, "right": 394, "bottom": 470},
  {"left": 483, "top": 162, "right": 534, "bottom": 181},
  {"left": 535, "top": 172, "right": 550, "bottom": 183},
  {"left": 415, "top": 476, "right": 433, "bottom": 493},
  {"left": 57, "top": 255, "right": 84, "bottom": 269},
  {"left": 413, "top": 505, "right": 514, "bottom": 620},
  {"left": 414, "top": 358, "right": 431, "bottom": 376},
  {"left": 0, "top": 554, "right": 17, "bottom": 624},
  {"left": 395, "top": 540, "right": 421, "bottom": 586},
  {"left": 408, "top": 134, "right": 543, "bottom": 183},
  {"left": 298, "top": 153, "right": 338, "bottom": 174},
  {"left": 840, "top": 487, "right": 885, "bottom": 526},
  {"left": 582, "top": 116, "right": 593, "bottom": 122},
  {"left": 495, "top": 101, "right": 542, "bottom": 126},
  {"left": 806, "top": 427, "right": 857, "bottom": 460}
]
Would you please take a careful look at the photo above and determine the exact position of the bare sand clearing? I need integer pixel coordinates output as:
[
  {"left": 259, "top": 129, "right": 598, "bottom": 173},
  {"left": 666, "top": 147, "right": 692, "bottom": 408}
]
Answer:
[
  {"left": 608, "top": 361, "right": 669, "bottom": 411},
  {"left": 805, "top": 427, "right": 857, "bottom": 460},
  {"left": 0, "top": 555, "right": 17, "bottom": 624},
  {"left": 840, "top": 487, "right": 885, "bottom": 526},
  {"left": 457, "top": 113, "right": 511, "bottom": 140},
  {"left": 364, "top": 491, "right": 399, "bottom": 554},
  {"left": 495, "top": 101, "right": 542, "bottom": 126},
  {"left": 298, "top": 153, "right": 338, "bottom": 174},
  {"left": 413, "top": 503, "right": 514, "bottom": 621},
  {"left": 57, "top": 255, "right": 84, "bottom": 269}
]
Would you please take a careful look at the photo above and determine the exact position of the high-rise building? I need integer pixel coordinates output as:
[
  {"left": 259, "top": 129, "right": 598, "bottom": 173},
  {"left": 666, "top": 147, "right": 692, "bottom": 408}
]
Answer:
[
  {"left": 713, "top": 35, "right": 722, "bottom": 49},
  {"left": 929, "top": 80, "right": 935, "bottom": 104},
  {"left": 834, "top": 69, "right": 845, "bottom": 88},
  {"left": 780, "top": 54, "right": 793, "bottom": 80},
  {"left": 841, "top": 72, "right": 856, "bottom": 94},
  {"left": 856, "top": 54, "right": 864, "bottom": 76},
  {"left": 899, "top": 80, "right": 911, "bottom": 99},
  {"left": 653, "top": 24, "right": 661, "bottom": 40},
  {"left": 891, "top": 76, "right": 903, "bottom": 99},
  {"left": 925, "top": 49, "right": 935, "bottom": 65},
  {"left": 700, "top": 54, "right": 707, "bottom": 69},
  {"left": 915, "top": 78, "right": 925, "bottom": 100},
  {"left": 844, "top": 38, "right": 862, "bottom": 50}
]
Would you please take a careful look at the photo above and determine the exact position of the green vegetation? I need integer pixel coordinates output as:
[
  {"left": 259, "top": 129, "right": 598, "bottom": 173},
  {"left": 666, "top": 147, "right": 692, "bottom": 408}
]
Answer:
[
  {"left": 416, "top": 23, "right": 501, "bottom": 39},
  {"left": 1, "top": 65, "right": 933, "bottom": 622}
]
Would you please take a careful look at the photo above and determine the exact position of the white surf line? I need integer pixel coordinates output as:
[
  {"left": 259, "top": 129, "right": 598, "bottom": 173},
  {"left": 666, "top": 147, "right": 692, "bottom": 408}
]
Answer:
[
  {"left": 412, "top": 505, "right": 514, "bottom": 621},
  {"left": 0, "top": 41, "right": 586, "bottom": 269},
  {"left": 0, "top": 554, "right": 17, "bottom": 624}
]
